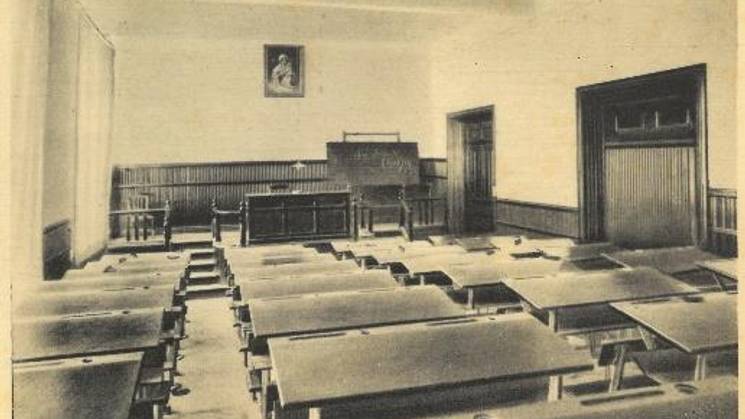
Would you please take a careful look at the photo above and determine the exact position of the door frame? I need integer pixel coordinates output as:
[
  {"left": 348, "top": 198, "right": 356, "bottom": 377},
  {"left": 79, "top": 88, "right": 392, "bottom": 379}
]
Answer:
[
  {"left": 446, "top": 105, "right": 495, "bottom": 234},
  {"left": 576, "top": 64, "right": 708, "bottom": 245}
]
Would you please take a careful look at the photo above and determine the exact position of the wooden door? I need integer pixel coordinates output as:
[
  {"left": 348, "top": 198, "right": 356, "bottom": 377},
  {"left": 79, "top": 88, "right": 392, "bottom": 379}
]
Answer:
[
  {"left": 602, "top": 94, "right": 698, "bottom": 248},
  {"left": 463, "top": 117, "right": 494, "bottom": 232}
]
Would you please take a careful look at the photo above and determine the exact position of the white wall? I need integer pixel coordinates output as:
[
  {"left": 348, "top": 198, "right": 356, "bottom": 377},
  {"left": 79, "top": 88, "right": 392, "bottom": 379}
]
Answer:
[
  {"left": 111, "top": 37, "right": 435, "bottom": 164},
  {"left": 430, "top": 0, "right": 738, "bottom": 207},
  {"left": 11, "top": 0, "right": 50, "bottom": 286}
]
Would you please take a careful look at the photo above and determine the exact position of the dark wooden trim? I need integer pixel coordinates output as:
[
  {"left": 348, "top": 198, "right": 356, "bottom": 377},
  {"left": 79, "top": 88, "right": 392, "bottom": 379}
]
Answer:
[
  {"left": 420, "top": 157, "right": 447, "bottom": 163},
  {"left": 495, "top": 198, "right": 577, "bottom": 213},
  {"left": 446, "top": 104, "right": 494, "bottom": 120},
  {"left": 576, "top": 64, "right": 707, "bottom": 94},
  {"left": 114, "top": 177, "right": 330, "bottom": 190},
  {"left": 494, "top": 220, "right": 577, "bottom": 239},
  {"left": 43, "top": 219, "right": 71, "bottom": 234},
  {"left": 709, "top": 188, "right": 736, "bottom": 198},
  {"left": 113, "top": 158, "right": 328, "bottom": 170},
  {"left": 420, "top": 175, "right": 448, "bottom": 180}
]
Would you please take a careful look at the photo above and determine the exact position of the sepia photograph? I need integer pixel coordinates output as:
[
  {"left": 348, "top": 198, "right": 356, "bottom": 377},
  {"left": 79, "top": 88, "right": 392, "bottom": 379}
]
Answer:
[{"left": 5, "top": 0, "right": 742, "bottom": 418}]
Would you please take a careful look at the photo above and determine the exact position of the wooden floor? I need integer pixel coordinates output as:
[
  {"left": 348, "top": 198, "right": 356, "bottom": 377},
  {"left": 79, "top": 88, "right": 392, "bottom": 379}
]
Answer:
[{"left": 169, "top": 295, "right": 260, "bottom": 419}]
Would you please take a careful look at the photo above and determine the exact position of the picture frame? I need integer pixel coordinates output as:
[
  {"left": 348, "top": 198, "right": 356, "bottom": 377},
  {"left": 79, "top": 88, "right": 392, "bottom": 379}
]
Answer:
[{"left": 264, "top": 44, "right": 304, "bottom": 97}]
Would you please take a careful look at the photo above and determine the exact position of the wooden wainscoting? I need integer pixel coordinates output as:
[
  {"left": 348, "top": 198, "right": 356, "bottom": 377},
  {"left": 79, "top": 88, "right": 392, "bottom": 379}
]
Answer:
[
  {"left": 707, "top": 188, "right": 737, "bottom": 256},
  {"left": 43, "top": 219, "right": 71, "bottom": 279},
  {"left": 112, "top": 158, "right": 448, "bottom": 228},
  {"left": 494, "top": 198, "right": 580, "bottom": 239}
]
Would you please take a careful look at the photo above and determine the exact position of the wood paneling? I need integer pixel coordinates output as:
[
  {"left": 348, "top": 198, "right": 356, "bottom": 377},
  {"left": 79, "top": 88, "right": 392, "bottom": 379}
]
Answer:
[
  {"left": 605, "top": 146, "right": 696, "bottom": 248},
  {"left": 708, "top": 188, "right": 737, "bottom": 256},
  {"left": 420, "top": 158, "right": 447, "bottom": 197},
  {"left": 112, "top": 159, "right": 446, "bottom": 228},
  {"left": 43, "top": 219, "right": 71, "bottom": 279},
  {"left": 494, "top": 199, "right": 579, "bottom": 238}
]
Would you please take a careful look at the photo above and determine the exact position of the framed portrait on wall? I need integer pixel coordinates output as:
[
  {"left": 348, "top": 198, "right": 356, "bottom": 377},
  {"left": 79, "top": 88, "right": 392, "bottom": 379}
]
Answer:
[{"left": 264, "top": 44, "right": 304, "bottom": 97}]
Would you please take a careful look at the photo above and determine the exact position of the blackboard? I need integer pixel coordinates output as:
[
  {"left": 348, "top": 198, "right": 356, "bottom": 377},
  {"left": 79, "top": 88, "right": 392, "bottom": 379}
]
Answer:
[{"left": 326, "top": 142, "right": 420, "bottom": 186}]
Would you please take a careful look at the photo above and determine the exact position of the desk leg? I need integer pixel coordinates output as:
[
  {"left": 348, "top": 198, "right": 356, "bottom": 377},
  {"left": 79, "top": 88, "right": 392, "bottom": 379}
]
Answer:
[
  {"left": 608, "top": 344, "right": 628, "bottom": 392},
  {"left": 548, "top": 375, "right": 563, "bottom": 401},
  {"left": 309, "top": 407, "right": 322, "bottom": 419},
  {"left": 547, "top": 310, "right": 558, "bottom": 332},
  {"left": 260, "top": 369, "right": 270, "bottom": 419},
  {"left": 694, "top": 354, "right": 708, "bottom": 381},
  {"left": 467, "top": 289, "right": 475, "bottom": 309}
]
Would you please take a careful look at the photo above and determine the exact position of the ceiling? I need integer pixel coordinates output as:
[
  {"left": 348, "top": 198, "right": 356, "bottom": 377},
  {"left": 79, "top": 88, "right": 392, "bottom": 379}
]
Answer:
[{"left": 78, "top": 0, "right": 538, "bottom": 43}]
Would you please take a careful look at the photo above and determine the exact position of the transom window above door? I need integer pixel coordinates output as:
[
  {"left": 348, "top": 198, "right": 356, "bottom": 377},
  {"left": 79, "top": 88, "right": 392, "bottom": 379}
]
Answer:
[{"left": 605, "top": 96, "right": 696, "bottom": 146}]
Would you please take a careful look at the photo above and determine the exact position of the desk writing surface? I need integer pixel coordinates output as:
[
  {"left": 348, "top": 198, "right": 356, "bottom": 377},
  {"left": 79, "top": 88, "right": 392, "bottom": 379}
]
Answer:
[
  {"left": 13, "top": 286, "right": 177, "bottom": 318},
  {"left": 12, "top": 308, "right": 164, "bottom": 362},
  {"left": 603, "top": 246, "right": 719, "bottom": 274},
  {"left": 231, "top": 259, "right": 359, "bottom": 281},
  {"left": 238, "top": 271, "right": 397, "bottom": 301},
  {"left": 401, "top": 252, "right": 512, "bottom": 275},
  {"left": 31, "top": 273, "right": 180, "bottom": 293},
  {"left": 504, "top": 267, "right": 698, "bottom": 310},
  {"left": 541, "top": 243, "right": 622, "bottom": 261},
  {"left": 372, "top": 247, "right": 474, "bottom": 266},
  {"left": 441, "top": 376, "right": 737, "bottom": 419},
  {"left": 444, "top": 259, "right": 582, "bottom": 289},
  {"left": 696, "top": 259, "right": 738, "bottom": 281},
  {"left": 66, "top": 262, "right": 186, "bottom": 279},
  {"left": 225, "top": 245, "right": 317, "bottom": 259},
  {"left": 269, "top": 314, "right": 593, "bottom": 407},
  {"left": 227, "top": 253, "right": 331, "bottom": 268},
  {"left": 250, "top": 285, "right": 465, "bottom": 338},
  {"left": 13, "top": 352, "right": 143, "bottom": 419},
  {"left": 611, "top": 292, "right": 737, "bottom": 354},
  {"left": 330, "top": 238, "right": 402, "bottom": 253}
]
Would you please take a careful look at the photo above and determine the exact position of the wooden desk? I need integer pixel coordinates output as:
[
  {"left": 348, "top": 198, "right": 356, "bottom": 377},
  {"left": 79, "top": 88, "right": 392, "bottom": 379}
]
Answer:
[
  {"left": 236, "top": 271, "right": 397, "bottom": 301},
  {"left": 227, "top": 253, "right": 331, "bottom": 269},
  {"left": 696, "top": 259, "right": 738, "bottom": 291},
  {"left": 229, "top": 259, "right": 360, "bottom": 284},
  {"left": 65, "top": 262, "right": 186, "bottom": 279},
  {"left": 439, "top": 376, "right": 737, "bottom": 419},
  {"left": 249, "top": 286, "right": 465, "bottom": 343},
  {"left": 329, "top": 237, "right": 402, "bottom": 254},
  {"left": 540, "top": 243, "right": 622, "bottom": 262},
  {"left": 603, "top": 246, "right": 720, "bottom": 274},
  {"left": 503, "top": 267, "right": 699, "bottom": 332},
  {"left": 611, "top": 292, "right": 737, "bottom": 380},
  {"left": 13, "top": 285, "right": 180, "bottom": 318},
  {"left": 245, "top": 191, "right": 352, "bottom": 244},
  {"left": 456, "top": 236, "right": 496, "bottom": 251},
  {"left": 31, "top": 272, "right": 184, "bottom": 293},
  {"left": 269, "top": 314, "right": 594, "bottom": 413},
  {"left": 372, "top": 246, "right": 478, "bottom": 268},
  {"left": 444, "top": 259, "right": 584, "bottom": 308},
  {"left": 13, "top": 352, "right": 144, "bottom": 419},
  {"left": 12, "top": 308, "right": 168, "bottom": 363}
]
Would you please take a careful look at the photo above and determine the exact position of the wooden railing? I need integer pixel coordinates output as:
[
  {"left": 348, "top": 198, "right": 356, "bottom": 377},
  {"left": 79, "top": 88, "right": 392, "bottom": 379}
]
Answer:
[
  {"left": 210, "top": 187, "right": 447, "bottom": 245},
  {"left": 707, "top": 188, "right": 737, "bottom": 256},
  {"left": 353, "top": 185, "right": 447, "bottom": 241},
  {"left": 109, "top": 201, "right": 172, "bottom": 249},
  {"left": 211, "top": 199, "right": 247, "bottom": 247}
]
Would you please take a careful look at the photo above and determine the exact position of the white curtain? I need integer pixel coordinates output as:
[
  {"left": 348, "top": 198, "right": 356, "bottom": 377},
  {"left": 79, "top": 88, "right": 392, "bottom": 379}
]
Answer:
[{"left": 73, "top": 15, "right": 115, "bottom": 263}]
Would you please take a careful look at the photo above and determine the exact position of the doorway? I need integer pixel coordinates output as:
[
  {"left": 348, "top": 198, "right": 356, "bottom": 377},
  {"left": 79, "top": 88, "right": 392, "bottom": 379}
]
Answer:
[
  {"left": 446, "top": 106, "right": 495, "bottom": 234},
  {"left": 577, "top": 65, "right": 707, "bottom": 248}
]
